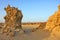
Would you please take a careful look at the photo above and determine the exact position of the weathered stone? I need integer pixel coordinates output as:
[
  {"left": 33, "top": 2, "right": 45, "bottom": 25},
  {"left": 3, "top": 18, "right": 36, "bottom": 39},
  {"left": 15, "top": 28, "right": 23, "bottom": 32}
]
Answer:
[
  {"left": 45, "top": 5, "right": 60, "bottom": 31},
  {"left": 2, "top": 5, "right": 23, "bottom": 36}
]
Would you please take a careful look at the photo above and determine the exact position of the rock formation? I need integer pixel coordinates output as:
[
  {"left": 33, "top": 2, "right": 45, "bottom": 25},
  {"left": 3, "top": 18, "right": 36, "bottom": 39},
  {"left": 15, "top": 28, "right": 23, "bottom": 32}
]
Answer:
[
  {"left": 42, "top": 5, "right": 60, "bottom": 40},
  {"left": 2, "top": 5, "right": 23, "bottom": 36},
  {"left": 45, "top": 5, "right": 60, "bottom": 31}
]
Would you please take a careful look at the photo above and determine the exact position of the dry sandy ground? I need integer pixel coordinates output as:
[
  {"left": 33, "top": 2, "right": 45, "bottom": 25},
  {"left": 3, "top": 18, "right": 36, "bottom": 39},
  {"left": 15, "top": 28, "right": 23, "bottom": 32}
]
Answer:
[{"left": 0, "top": 24, "right": 60, "bottom": 40}]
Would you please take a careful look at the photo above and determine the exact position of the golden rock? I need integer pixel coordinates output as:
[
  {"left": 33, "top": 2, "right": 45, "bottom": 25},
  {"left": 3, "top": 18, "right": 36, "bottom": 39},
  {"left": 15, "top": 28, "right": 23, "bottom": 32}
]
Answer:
[
  {"left": 2, "top": 5, "right": 23, "bottom": 36},
  {"left": 45, "top": 5, "right": 60, "bottom": 31}
]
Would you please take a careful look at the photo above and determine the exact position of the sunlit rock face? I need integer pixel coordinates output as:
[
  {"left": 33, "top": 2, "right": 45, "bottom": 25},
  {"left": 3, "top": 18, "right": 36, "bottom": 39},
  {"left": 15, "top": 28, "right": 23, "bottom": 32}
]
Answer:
[
  {"left": 45, "top": 5, "right": 60, "bottom": 31},
  {"left": 43, "top": 5, "right": 60, "bottom": 40},
  {"left": 2, "top": 5, "right": 23, "bottom": 36}
]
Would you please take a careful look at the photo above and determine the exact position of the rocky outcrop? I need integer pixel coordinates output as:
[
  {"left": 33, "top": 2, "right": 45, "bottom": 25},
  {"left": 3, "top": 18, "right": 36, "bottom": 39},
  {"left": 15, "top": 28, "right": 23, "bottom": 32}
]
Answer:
[
  {"left": 45, "top": 5, "right": 60, "bottom": 31},
  {"left": 2, "top": 5, "right": 23, "bottom": 36}
]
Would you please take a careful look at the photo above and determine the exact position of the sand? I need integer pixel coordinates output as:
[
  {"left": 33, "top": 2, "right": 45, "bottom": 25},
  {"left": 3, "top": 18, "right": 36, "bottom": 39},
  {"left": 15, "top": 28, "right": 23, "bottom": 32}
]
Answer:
[{"left": 0, "top": 24, "right": 60, "bottom": 40}]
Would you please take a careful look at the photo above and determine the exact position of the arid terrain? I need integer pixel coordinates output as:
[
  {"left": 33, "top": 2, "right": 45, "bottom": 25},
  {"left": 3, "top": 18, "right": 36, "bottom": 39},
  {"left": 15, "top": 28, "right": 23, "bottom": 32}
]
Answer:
[
  {"left": 0, "top": 3, "right": 60, "bottom": 40},
  {"left": 0, "top": 22, "right": 49, "bottom": 40},
  {"left": 0, "top": 22, "right": 60, "bottom": 40}
]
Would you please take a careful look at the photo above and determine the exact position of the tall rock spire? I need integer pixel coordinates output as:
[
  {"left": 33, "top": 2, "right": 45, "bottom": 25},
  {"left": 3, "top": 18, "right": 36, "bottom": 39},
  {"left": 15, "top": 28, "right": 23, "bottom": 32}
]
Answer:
[{"left": 2, "top": 5, "right": 23, "bottom": 36}]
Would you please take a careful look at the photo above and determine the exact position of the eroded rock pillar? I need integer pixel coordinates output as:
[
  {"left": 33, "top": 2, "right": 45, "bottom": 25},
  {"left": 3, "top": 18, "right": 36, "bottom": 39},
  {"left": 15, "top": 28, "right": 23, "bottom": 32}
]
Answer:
[{"left": 2, "top": 5, "right": 23, "bottom": 36}]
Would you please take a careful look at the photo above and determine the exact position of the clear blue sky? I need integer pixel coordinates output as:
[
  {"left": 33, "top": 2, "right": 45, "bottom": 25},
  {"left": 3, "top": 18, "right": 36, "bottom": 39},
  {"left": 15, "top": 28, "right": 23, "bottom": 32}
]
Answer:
[{"left": 0, "top": 0, "right": 60, "bottom": 22}]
